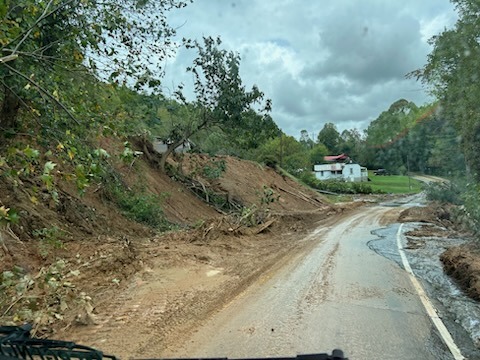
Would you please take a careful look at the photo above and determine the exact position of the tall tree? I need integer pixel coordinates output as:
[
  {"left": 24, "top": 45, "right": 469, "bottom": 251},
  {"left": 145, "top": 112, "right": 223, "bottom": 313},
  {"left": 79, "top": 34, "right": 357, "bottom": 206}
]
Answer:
[
  {"left": 255, "top": 134, "right": 308, "bottom": 173},
  {"left": 364, "top": 99, "right": 421, "bottom": 171},
  {"left": 225, "top": 110, "right": 279, "bottom": 152},
  {"left": 299, "top": 129, "right": 315, "bottom": 149},
  {"left": 338, "top": 128, "right": 364, "bottom": 162},
  {"left": 309, "top": 143, "right": 329, "bottom": 165},
  {"left": 317, "top": 122, "right": 341, "bottom": 154},
  {"left": 0, "top": 0, "right": 190, "bottom": 131},
  {"left": 159, "top": 36, "right": 271, "bottom": 171},
  {"left": 424, "top": 115, "right": 465, "bottom": 176},
  {"left": 411, "top": 0, "right": 480, "bottom": 177}
]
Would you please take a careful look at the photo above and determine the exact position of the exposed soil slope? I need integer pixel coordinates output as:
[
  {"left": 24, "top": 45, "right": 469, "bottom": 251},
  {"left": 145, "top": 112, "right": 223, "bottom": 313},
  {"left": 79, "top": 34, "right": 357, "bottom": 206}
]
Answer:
[
  {"left": 2, "top": 139, "right": 479, "bottom": 357},
  {"left": 0, "top": 142, "right": 333, "bottom": 338},
  {"left": 178, "top": 154, "right": 326, "bottom": 213}
]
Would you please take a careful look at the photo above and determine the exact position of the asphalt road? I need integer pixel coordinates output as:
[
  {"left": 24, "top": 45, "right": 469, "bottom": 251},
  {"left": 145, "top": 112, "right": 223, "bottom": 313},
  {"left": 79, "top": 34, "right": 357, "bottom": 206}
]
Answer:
[{"left": 161, "top": 205, "right": 457, "bottom": 360}]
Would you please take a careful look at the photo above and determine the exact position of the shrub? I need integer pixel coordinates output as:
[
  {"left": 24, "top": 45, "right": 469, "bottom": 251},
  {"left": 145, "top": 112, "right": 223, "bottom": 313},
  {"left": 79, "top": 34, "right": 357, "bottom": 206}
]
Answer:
[
  {"left": 202, "top": 159, "right": 226, "bottom": 179},
  {"left": 424, "top": 181, "right": 462, "bottom": 205},
  {"left": 96, "top": 163, "right": 171, "bottom": 231},
  {"left": 461, "top": 181, "right": 480, "bottom": 234},
  {"left": 103, "top": 180, "right": 171, "bottom": 231}
]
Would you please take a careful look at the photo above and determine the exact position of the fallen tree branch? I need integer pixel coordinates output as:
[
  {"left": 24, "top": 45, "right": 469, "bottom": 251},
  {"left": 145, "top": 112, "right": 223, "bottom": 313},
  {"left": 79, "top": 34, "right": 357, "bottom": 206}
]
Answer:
[
  {"left": 0, "top": 54, "right": 18, "bottom": 64},
  {"left": 254, "top": 219, "right": 276, "bottom": 234},
  {"left": 275, "top": 185, "right": 319, "bottom": 206}
]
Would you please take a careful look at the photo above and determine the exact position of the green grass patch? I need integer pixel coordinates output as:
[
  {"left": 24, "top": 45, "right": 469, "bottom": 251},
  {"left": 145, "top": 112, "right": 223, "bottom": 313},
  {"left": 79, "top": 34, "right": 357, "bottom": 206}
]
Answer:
[
  {"left": 368, "top": 171, "right": 422, "bottom": 194},
  {"left": 322, "top": 194, "right": 355, "bottom": 203}
]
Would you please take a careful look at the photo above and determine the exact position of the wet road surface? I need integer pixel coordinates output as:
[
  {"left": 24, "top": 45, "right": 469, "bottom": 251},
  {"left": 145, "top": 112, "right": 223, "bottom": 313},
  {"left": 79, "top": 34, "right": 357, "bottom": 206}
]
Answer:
[{"left": 161, "top": 205, "right": 460, "bottom": 360}]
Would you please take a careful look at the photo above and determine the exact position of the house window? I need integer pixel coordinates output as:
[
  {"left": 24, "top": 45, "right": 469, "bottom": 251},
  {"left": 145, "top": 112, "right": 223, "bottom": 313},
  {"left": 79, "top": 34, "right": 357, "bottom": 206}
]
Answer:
[
  {"left": 320, "top": 171, "right": 324, "bottom": 176},
  {"left": 350, "top": 168, "right": 353, "bottom": 175}
]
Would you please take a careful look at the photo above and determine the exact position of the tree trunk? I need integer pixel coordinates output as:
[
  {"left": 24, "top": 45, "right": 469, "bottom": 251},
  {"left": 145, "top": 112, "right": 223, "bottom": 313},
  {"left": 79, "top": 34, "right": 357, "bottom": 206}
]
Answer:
[
  {"left": 159, "top": 138, "right": 186, "bottom": 172},
  {"left": 159, "top": 149, "right": 172, "bottom": 172},
  {"left": 0, "top": 86, "right": 20, "bottom": 130}
]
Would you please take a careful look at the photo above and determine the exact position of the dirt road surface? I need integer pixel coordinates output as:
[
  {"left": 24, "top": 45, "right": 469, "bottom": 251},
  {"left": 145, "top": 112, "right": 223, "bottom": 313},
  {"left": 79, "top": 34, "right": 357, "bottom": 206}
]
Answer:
[
  {"left": 60, "top": 201, "right": 470, "bottom": 360},
  {"left": 159, "top": 205, "right": 456, "bottom": 360}
]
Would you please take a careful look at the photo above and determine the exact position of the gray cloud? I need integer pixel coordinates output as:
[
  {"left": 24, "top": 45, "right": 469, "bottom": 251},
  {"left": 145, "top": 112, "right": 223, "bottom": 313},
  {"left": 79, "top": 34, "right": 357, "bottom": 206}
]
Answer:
[
  {"left": 163, "top": 0, "right": 457, "bottom": 138},
  {"left": 306, "top": 14, "right": 426, "bottom": 83}
]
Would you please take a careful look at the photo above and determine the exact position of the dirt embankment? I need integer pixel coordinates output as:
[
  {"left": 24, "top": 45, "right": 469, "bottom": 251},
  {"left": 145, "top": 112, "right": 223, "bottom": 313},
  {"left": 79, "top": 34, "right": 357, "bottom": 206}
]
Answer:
[
  {"left": 0, "top": 143, "right": 343, "bottom": 340},
  {"left": 399, "top": 204, "right": 480, "bottom": 300},
  {"left": 441, "top": 245, "right": 480, "bottom": 301},
  {"left": 2, "top": 138, "right": 479, "bottom": 355}
]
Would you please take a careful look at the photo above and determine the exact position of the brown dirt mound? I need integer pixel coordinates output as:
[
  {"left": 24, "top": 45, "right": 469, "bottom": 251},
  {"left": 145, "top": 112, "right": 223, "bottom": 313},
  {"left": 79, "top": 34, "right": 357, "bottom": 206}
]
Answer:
[
  {"left": 399, "top": 203, "right": 480, "bottom": 301},
  {"left": 398, "top": 203, "right": 456, "bottom": 228},
  {"left": 177, "top": 154, "right": 326, "bottom": 212},
  {"left": 441, "top": 244, "right": 480, "bottom": 301},
  {"left": 56, "top": 209, "right": 333, "bottom": 357},
  {"left": 1, "top": 136, "right": 332, "bottom": 335}
]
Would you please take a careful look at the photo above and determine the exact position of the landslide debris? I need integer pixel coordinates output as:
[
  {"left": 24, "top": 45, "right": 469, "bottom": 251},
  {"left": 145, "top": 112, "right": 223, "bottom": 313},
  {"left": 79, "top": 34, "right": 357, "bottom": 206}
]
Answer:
[
  {"left": 399, "top": 203, "right": 480, "bottom": 300},
  {"left": 0, "top": 139, "right": 332, "bottom": 336}
]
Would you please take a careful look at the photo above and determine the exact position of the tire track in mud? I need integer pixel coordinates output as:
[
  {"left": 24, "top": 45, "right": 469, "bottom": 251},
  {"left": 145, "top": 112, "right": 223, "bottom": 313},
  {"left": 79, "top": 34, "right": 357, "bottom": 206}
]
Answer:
[
  {"left": 301, "top": 242, "right": 339, "bottom": 307},
  {"left": 62, "top": 222, "right": 328, "bottom": 359},
  {"left": 65, "top": 270, "right": 176, "bottom": 356}
]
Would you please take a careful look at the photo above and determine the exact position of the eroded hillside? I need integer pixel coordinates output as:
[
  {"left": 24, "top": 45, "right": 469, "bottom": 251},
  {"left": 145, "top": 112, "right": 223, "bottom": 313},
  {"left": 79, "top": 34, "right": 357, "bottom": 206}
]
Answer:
[{"left": 0, "top": 138, "right": 334, "bottom": 335}]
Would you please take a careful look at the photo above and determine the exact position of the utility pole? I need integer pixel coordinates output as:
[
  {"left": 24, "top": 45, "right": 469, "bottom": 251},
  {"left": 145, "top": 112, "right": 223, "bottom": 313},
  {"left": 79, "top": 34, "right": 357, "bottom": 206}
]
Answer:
[
  {"left": 407, "top": 152, "right": 412, "bottom": 190},
  {"left": 279, "top": 131, "right": 283, "bottom": 168}
]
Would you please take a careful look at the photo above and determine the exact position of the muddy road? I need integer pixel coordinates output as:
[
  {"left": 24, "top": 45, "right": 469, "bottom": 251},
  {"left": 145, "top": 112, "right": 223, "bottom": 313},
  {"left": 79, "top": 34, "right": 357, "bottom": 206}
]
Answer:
[
  {"left": 63, "top": 200, "right": 479, "bottom": 360},
  {"left": 159, "top": 205, "right": 468, "bottom": 360}
]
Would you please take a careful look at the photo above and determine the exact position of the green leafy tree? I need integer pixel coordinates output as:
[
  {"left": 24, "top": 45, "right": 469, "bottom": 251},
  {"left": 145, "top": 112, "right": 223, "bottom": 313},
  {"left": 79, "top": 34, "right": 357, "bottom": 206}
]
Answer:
[
  {"left": 364, "top": 99, "right": 422, "bottom": 171},
  {"left": 0, "top": 0, "right": 190, "bottom": 131},
  {"left": 426, "top": 120, "right": 465, "bottom": 176},
  {"left": 299, "top": 129, "right": 315, "bottom": 149},
  {"left": 161, "top": 36, "right": 271, "bottom": 171},
  {"left": 338, "top": 128, "right": 364, "bottom": 163},
  {"left": 255, "top": 134, "right": 308, "bottom": 173},
  {"left": 224, "top": 110, "right": 279, "bottom": 153},
  {"left": 365, "top": 99, "right": 418, "bottom": 147},
  {"left": 308, "top": 143, "right": 329, "bottom": 165},
  {"left": 317, "top": 122, "right": 341, "bottom": 154},
  {"left": 411, "top": 0, "right": 480, "bottom": 178}
]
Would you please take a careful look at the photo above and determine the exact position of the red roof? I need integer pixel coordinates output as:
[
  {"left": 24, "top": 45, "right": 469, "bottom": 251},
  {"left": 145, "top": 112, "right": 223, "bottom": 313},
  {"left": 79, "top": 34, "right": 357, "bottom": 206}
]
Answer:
[{"left": 323, "top": 154, "right": 349, "bottom": 162}]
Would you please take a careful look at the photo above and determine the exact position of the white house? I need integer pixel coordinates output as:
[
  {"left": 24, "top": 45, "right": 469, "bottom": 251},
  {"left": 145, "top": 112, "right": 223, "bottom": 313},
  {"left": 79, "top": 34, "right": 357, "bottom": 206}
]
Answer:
[
  {"left": 314, "top": 163, "right": 368, "bottom": 182},
  {"left": 153, "top": 138, "right": 193, "bottom": 154}
]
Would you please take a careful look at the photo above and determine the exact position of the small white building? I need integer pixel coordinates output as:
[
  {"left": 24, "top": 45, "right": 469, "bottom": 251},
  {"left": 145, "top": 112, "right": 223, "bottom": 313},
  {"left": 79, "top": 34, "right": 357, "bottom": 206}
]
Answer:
[
  {"left": 153, "top": 138, "right": 193, "bottom": 154},
  {"left": 314, "top": 163, "right": 368, "bottom": 182}
]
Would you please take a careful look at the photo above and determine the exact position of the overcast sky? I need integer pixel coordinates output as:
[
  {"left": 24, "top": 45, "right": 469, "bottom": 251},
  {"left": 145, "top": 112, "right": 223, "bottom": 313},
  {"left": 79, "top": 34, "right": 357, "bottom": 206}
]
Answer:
[{"left": 162, "top": 0, "right": 458, "bottom": 139}]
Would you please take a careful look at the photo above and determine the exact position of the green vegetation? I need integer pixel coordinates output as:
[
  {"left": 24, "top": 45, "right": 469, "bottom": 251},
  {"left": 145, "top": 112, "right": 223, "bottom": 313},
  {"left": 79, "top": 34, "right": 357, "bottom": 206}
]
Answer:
[
  {"left": 424, "top": 181, "right": 462, "bottom": 205},
  {"left": 410, "top": 0, "right": 480, "bottom": 234},
  {"left": 158, "top": 36, "right": 272, "bottom": 171},
  {"left": 202, "top": 159, "right": 227, "bottom": 180},
  {"left": 32, "top": 226, "right": 66, "bottom": 258},
  {"left": 368, "top": 172, "right": 422, "bottom": 194},
  {"left": 0, "top": 259, "right": 90, "bottom": 329},
  {"left": 1, "top": 0, "right": 480, "bottom": 236},
  {"left": 104, "top": 180, "right": 171, "bottom": 231},
  {"left": 298, "top": 171, "right": 376, "bottom": 195}
]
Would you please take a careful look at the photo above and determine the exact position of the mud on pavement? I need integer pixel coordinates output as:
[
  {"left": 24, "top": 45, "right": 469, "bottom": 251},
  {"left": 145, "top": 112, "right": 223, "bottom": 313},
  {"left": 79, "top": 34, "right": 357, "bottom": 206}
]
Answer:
[{"left": 57, "top": 209, "right": 341, "bottom": 358}]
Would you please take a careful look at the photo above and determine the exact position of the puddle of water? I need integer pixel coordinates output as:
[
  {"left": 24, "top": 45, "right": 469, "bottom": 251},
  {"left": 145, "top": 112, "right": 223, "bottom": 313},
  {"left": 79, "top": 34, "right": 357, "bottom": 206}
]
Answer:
[
  {"left": 400, "top": 223, "right": 480, "bottom": 354},
  {"left": 369, "top": 222, "right": 480, "bottom": 359},
  {"left": 368, "top": 226, "right": 403, "bottom": 268},
  {"left": 379, "top": 193, "right": 428, "bottom": 208}
]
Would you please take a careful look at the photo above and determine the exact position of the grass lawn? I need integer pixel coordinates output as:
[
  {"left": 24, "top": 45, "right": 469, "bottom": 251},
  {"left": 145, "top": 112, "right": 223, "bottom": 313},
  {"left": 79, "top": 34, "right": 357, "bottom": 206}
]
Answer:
[{"left": 368, "top": 171, "right": 423, "bottom": 194}]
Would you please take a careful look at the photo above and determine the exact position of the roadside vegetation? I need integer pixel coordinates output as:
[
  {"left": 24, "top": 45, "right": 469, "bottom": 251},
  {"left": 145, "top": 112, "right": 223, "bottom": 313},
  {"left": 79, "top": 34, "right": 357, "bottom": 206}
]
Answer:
[
  {"left": 1, "top": 0, "right": 479, "bottom": 243},
  {"left": 1, "top": 0, "right": 480, "bottom": 333}
]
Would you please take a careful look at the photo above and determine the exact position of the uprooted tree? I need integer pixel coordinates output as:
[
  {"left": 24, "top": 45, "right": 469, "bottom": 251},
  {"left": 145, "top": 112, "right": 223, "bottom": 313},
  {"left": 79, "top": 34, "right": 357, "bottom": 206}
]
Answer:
[{"left": 157, "top": 36, "right": 272, "bottom": 172}]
